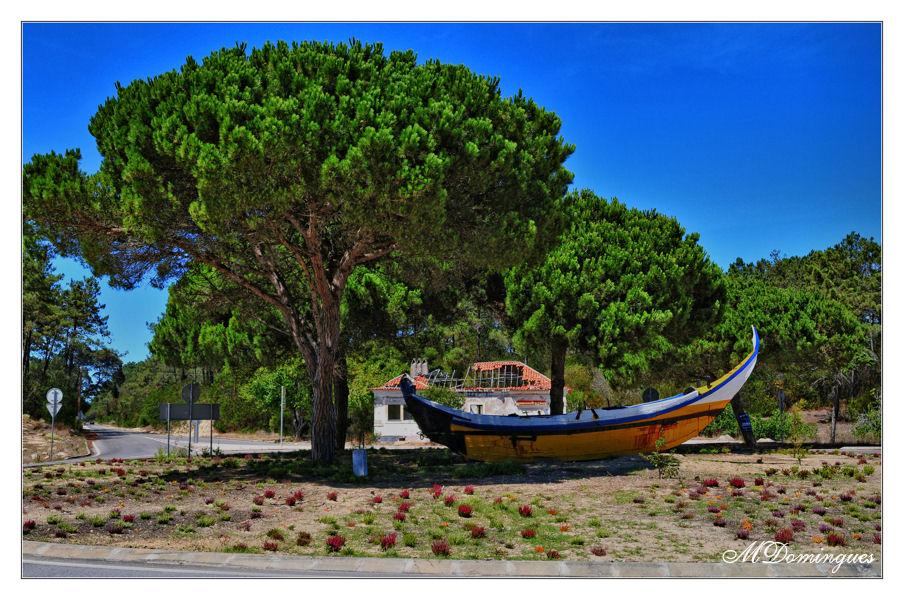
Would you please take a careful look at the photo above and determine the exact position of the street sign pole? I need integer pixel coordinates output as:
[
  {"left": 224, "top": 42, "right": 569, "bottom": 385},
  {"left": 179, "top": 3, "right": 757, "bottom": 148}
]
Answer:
[
  {"left": 166, "top": 404, "right": 171, "bottom": 458},
  {"left": 182, "top": 383, "right": 200, "bottom": 458},
  {"left": 49, "top": 410, "right": 55, "bottom": 460},
  {"left": 280, "top": 386, "right": 285, "bottom": 445},
  {"left": 187, "top": 390, "right": 193, "bottom": 457},
  {"left": 45, "top": 388, "right": 63, "bottom": 461}
]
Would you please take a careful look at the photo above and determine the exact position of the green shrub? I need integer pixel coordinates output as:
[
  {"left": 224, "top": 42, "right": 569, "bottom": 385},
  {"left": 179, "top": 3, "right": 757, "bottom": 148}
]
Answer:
[
  {"left": 420, "top": 386, "right": 465, "bottom": 410},
  {"left": 197, "top": 515, "right": 216, "bottom": 527},
  {"left": 702, "top": 405, "right": 740, "bottom": 437},
  {"left": 852, "top": 404, "right": 881, "bottom": 440},
  {"left": 58, "top": 521, "right": 77, "bottom": 533}
]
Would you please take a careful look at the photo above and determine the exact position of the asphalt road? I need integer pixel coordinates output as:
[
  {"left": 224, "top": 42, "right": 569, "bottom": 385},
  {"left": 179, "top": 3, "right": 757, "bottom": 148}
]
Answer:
[
  {"left": 86, "top": 423, "right": 312, "bottom": 460},
  {"left": 24, "top": 424, "right": 311, "bottom": 467},
  {"left": 22, "top": 555, "right": 389, "bottom": 578}
]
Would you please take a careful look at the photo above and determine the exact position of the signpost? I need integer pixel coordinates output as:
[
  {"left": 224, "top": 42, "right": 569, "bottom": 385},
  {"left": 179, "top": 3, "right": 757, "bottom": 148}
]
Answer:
[
  {"left": 776, "top": 374, "right": 785, "bottom": 442},
  {"left": 159, "top": 383, "right": 218, "bottom": 457},
  {"left": 280, "top": 386, "right": 285, "bottom": 444},
  {"left": 182, "top": 383, "right": 200, "bottom": 456},
  {"left": 46, "top": 388, "right": 63, "bottom": 460}
]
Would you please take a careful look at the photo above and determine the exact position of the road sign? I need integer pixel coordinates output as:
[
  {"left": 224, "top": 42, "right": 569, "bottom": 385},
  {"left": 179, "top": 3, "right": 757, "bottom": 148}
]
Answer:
[
  {"left": 642, "top": 387, "right": 659, "bottom": 403},
  {"left": 45, "top": 388, "right": 63, "bottom": 460},
  {"left": 46, "top": 388, "right": 63, "bottom": 416},
  {"left": 159, "top": 403, "right": 220, "bottom": 420},
  {"left": 181, "top": 383, "right": 200, "bottom": 404},
  {"left": 46, "top": 387, "right": 63, "bottom": 417}
]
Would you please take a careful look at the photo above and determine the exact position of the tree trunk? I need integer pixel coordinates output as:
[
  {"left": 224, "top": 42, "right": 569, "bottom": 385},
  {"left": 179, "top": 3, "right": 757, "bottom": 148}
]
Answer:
[
  {"left": 830, "top": 385, "right": 840, "bottom": 444},
  {"left": 549, "top": 337, "right": 568, "bottom": 415},
  {"left": 333, "top": 348, "right": 349, "bottom": 452},
  {"left": 310, "top": 352, "right": 338, "bottom": 462},
  {"left": 730, "top": 392, "right": 756, "bottom": 447},
  {"left": 23, "top": 328, "right": 33, "bottom": 388},
  {"left": 292, "top": 406, "right": 306, "bottom": 438},
  {"left": 41, "top": 336, "right": 56, "bottom": 379},
  {"left": 65, "top": 322, "right": 78, "bottom": 379}
]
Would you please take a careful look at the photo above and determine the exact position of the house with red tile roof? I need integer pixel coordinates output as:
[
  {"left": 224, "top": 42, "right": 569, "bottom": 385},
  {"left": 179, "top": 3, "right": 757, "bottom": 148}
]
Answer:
[{"left": 369, "top": 359, "right": 568, "bottom": 441}]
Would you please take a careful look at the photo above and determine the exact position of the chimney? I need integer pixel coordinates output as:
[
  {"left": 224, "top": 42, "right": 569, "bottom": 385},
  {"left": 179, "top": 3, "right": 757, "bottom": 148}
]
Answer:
[{"left": 410, "top": 358, "right": 428, "bottom": 378}]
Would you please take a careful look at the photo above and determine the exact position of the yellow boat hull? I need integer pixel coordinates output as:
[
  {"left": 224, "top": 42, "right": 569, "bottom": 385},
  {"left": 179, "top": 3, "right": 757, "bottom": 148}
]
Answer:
[
  {"left": 401, "top": 327, "right": 759, "bottom": 462},
  {"left": 450, "top": 398, "right": 731, "bottom": 462}
]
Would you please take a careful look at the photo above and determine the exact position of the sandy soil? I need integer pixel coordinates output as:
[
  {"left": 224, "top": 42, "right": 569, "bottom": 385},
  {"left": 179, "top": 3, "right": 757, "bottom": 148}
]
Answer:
[
  {"left": 22, "top": 417, "right": 91, "bottom": 464},
  {"left": 22, "top": 448, "right": 882, "bottom": 562}
]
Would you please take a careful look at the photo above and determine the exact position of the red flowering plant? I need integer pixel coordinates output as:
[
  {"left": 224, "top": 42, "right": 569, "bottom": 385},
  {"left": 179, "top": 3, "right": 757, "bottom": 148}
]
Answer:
[
  {"left": 431, "top": 540, "right": 451, "bottom": 556},
  {"left": 458, "top": 504, "right": 473, "bottom": 518},
  {"left": 774, "top": 528, "right": 794, "bottom": 543},
  {"left": 326, "top": 535, "right": 346, "bottom": 552},
  {"left": 518, "top": 505, "right": 533, "bottom": 517}
]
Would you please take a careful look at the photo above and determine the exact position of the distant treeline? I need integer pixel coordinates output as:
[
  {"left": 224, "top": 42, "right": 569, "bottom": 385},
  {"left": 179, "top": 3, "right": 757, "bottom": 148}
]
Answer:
[{"left": 81, "top": 232, "right": 879, "bottom": 441}]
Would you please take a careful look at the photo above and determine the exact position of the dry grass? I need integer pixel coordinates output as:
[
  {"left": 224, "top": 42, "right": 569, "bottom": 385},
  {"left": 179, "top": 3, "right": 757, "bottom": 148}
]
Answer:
[
  {"left": 22, "top": 416, "right": 90, "bottom": 464},
  {"left": 21, "top": 447, "right": 881, "bottom": 561}
]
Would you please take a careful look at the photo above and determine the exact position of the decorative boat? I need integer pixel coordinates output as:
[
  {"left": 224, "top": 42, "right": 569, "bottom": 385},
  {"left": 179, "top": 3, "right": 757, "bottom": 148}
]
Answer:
[{"left": 400, "top": 327, "right": 760, "bottom": 462}]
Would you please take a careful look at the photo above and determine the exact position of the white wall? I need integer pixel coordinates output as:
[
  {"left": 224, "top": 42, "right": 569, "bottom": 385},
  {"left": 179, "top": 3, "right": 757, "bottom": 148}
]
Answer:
[
  {"left": 373, "top": 390, "right": 421, "bottom": 439},
  {"left": 373, "top": 388, "right": 567, "bottom": 440}
]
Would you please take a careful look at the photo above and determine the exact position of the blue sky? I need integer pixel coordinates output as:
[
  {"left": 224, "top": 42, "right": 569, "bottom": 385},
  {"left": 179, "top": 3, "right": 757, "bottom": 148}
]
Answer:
[{"left": 22, "top": 22, "right": 882, "bottom": 362}]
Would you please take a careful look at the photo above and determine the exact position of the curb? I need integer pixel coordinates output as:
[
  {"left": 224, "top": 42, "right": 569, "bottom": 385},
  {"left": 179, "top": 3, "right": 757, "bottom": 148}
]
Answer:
[{"left": 22, "top": 542, "right": 881, "bottom": 577}]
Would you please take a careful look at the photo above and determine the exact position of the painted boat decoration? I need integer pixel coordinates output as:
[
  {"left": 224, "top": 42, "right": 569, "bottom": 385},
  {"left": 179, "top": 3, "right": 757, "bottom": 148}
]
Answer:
[{"left": 400, "top": 327, "right": 760, "bottom": 462}]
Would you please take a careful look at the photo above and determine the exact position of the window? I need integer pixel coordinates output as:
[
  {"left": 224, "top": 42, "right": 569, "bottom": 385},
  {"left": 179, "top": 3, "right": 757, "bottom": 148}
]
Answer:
[
  {"left": 388, "top": 405, "right": 413, "bottom": 421},
  {"left": 471, "top": 404, "right": 484, "bottom": 415}
]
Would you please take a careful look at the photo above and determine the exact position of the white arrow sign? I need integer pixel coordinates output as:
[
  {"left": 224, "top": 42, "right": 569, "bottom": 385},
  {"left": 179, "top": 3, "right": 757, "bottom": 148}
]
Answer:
[{"left": 46, "top": 388, "right": 63, "bottom": 417}]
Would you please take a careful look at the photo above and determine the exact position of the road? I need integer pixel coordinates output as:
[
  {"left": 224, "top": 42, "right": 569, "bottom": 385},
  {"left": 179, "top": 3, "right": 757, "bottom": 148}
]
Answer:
[
  {"left": 22, "top": 555, "right": 392, "bottom": 578},
  {"left": 86, "top": 423, "right": 312, "bottom": 460},
  {"left": 24, "top": 424, "right": 312, "bottom": 467}
]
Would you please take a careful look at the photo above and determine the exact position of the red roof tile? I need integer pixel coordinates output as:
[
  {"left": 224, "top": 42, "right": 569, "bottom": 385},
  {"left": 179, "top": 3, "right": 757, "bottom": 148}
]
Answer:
[{"left": 369, "top": 361, "right": 566, "bottom": 392}]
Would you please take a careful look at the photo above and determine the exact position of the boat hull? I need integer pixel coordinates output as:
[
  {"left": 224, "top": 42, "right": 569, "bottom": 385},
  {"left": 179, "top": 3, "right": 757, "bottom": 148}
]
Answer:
[{"left": 401, "top": 327, "right": 759, "bottom": 462}]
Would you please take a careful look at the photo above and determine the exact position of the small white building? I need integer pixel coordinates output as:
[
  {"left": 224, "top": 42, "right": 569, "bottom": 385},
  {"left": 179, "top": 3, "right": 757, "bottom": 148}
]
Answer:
[{"left": 370, "top": 360, "right": 567, "bottom": 442}]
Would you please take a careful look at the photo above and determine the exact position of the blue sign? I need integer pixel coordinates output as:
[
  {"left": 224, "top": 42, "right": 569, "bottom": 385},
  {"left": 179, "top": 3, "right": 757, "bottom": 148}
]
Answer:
[{"left": 738, "top": 412, "right": 753, "bottom": 433}]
